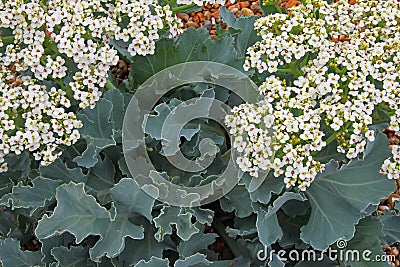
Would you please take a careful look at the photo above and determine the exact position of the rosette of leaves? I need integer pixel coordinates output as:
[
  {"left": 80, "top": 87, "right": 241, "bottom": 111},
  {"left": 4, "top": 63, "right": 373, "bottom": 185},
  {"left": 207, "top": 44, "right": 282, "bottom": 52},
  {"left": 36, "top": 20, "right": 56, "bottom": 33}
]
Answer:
[{"left": 0, "top": 2, "right": 399, "bottom": 267}]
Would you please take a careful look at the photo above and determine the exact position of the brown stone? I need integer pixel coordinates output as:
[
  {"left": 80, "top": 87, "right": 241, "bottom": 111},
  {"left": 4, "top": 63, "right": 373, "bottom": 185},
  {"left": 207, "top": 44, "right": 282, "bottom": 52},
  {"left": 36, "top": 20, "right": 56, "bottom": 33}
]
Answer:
[
  {"left": 241, "top": 7, "right": 254, "bottom": 16},
  {"left": 187, "top": 21, "right": 199, "bottom": 28}
]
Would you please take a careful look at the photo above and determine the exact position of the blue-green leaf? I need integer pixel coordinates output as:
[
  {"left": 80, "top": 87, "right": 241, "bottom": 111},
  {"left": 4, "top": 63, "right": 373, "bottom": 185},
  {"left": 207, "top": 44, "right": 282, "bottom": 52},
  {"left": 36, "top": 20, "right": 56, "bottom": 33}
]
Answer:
[
  {"left": 220, "top": 185, "right": 253, "bottom": 218},
  {"left": 219, "top": 7, "right": 260, "bottom": 56},
  {"left": 110, "top": 178, "right": 155, "bottom": 221},
  {"left": 380, "top": 212, "right": 400, "bottom": 245},
  {"left": 255, "top": 192, "right": 307, "bottom": 247},
  {"left": 0, "top": 177, "right": 63, "bottom": 213},
  {"left": 0, "top": 238, "right": 43, "bottom": 267},
  {"left": 35, "top": 183, "right": 144, "bottom": 262},
  {"left": 153, "top": 206, "right": 199, "bottom": 241},
  {"left": 118, "top": 219, "right": 171, "bottom": 266},
  {"left": 51, "top": 246, "right": 91, "bottom": 267},
  {"left": 134, "top": 256, "right": 170, "bottom": 267},
  {"left": 301, "top": 132, "right": 396, "bottom": 250},
  {"left": 75, "top": 99, "right": 116, "bottom": 167},
  {"left": 177, "top": 231, "right": 218, "bottom": 257},
  {"left": 38, "top": 159, "right": 87, "bottom": 183},
  {"left": 340, "top": 216, "right": 390, "bottom": 267},
  {"left": 0, "top": 152, "right": 31, "bottom": 186}
]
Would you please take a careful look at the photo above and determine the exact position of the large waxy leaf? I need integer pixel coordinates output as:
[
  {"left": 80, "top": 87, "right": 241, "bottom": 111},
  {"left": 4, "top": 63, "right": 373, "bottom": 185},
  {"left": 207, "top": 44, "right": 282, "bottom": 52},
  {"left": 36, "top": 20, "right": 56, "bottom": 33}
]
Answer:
[
  {"left": 51, "top": 246, "right": 91, "bottom": 267},
  {"left": 227, "top": 214, "right": 258, "bottom": 238},
  {"left": 278, "top": 211, "right": 309, "bottom": 249},
  {"left": 255, "top": 192, "right": 307, "bottom": 247},
  {"left": 153, "top": 206, "right": 200, "bottom": 242},
  {"left": 0, "top": 238, "right": 42, "bottom": 266},
  {"left": 0, "top": 210, "right": 18, "bottom": 236},
  {"left": 340, "top": 216, "right": 390, "bottom": 267},
  {"left": 40, "top": 233, "right": 75, "bottom": 265},
  {"left": 241, "top": 172, "right": 285, "bottom": 204},
  {"left": 175, "top": 253, "right": 251, "bottom": 267},
  {"left": 86, "top": 155, "right": 115, "bottom": 202},
  {"left": 75, "top": 99, "right": 116, "bottom": 168},
  {"left": 103, "top": 89, "right": 125, "bottom": 142},
  {"left": 0, "top": 177, "right": 63, "bottom": 213},
  {"left": 132, "top": 27, "right": 246, "bottom": 84},
  {"left": 38, "top": 158, "right": 87, "bottom": 183},
  {"left": 301, "top": 132, "right": 395, "bottom": 250},
  {"left": 219, "top": 7, "right": 260, "bottom": 56},
  {"left": 109, "top": 178, "right": 155, "bottom": 221},
  {"left": 144, "top": 99, "right": 182, "bottom": 140},
  {"left": 380, "top": 212, "right": 400, "bottom": 245},
  {"left": 177, "top": 231, "right": 218, "bottom": 257},
  {"left": 118, "top": 220, "right": 171, "bottom": 266},
  {"left": 0, "top": 152, "right": 31, "bottom": 187},
  {"left": 134, "top": 256, "right": 170, "bottom": 267},
  {"left": 177, "top": 27, "right": 210, "bottom": 62},
  {"left": 295, "top": 257, "right": 338, "bottom": 267},
  {"left": 35, "top": 183, "right": 144, "bottom": 262},
  {"left": 220, "top": 184, "right": 253, "bottom": 218}
]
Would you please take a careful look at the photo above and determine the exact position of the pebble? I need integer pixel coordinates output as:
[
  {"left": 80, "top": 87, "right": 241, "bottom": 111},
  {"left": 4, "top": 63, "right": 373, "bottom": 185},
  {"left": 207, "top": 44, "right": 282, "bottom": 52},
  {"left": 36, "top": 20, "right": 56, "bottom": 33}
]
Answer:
[
  {"left": 177, "top": 0, "right": 263, "bottom": 36},
  {"left": 241, "top": 7, "right": 254, "bottom": 16},
  {"left": 187, "top": 21, "right": 199, "bottom": 28}
]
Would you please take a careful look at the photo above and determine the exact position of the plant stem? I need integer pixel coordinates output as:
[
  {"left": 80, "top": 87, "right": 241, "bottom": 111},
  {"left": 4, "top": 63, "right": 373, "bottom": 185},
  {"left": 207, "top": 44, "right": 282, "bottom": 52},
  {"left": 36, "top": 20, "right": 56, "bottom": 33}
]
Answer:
[
  {"left": 105, "top": 79, "right": 117, "bottom": 91},
  {"left": 325, "top": 132, "right": 338, "bottom": 146},
  {"left": 276, "top": 67, "right": 303, "bottom": 77},
  {"left": 212, "top": 216, "right": 243, "bottom": 258},
  {"left": 1, "top": 36, "right": 14, "bottom": 44},
  {"left": 171, "top": 3, "right": 197, "bottom": 12}
]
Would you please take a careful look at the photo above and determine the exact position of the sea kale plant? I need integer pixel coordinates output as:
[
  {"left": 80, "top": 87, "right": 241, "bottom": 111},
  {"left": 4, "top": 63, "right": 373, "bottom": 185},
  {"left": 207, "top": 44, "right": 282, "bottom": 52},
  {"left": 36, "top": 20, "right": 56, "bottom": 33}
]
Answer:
[{"left": 0, "top": 0, "right": 399, "bottom": 266}]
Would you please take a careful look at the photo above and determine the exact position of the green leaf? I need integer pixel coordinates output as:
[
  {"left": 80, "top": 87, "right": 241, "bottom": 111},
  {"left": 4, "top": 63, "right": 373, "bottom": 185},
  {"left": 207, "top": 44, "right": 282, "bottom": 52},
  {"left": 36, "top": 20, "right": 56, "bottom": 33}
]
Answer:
[
  {"left": 38, "top": 159, "right": 87, "bottom": 183},
  {"left": 0, "top": 238, "right": 43, "bottom": 267},
  {"left": 118, "top": 219, "right": 171, "bottom": 266},
  {"left": 219, "top": 7, "right": 260, "bottom": 56},
  {"left": 103, "top": 89, "right": 125, "bottom": 141},
  {"left": 295, "top": 257, "right": 338, "bottom": 267},
  {"left": 132, "top": 27, "right": 246, "bottom": 84},
  {"left": 153, "top": 206, "right": 200, "bottom": 241},
  {"left": 0, "top": 152, "right": 31, "bottom": 187},
  {"left": 227, "top": 214, "right": 258, "bottom": 238},
  {"left": 86, "top": 155, "right": 115, "bottom": 201},
  {"left": 110, "top": 178, "right": 155, "bottom": 221},
  {"left": 380, "top": 212, "right": 400, "bottom": 245},
  {"left": 177, "top": 27, "right": 210, "bottom": 62},
  {"left": 255, "top": 192, "right": 307, "bottom": 247},
  {"left": 301, "top": 132, "right": 396, "bottom": 250},
  {"left": 175, "top": 253, "right": 251, "bottom": 267},
  {"left": 177, "top": 231, "right": 218, "bottom": 257},
  {"left": 75, "top": 99, "right": 116, "bottom": 168},
  {"left": 132, "top": 38, "right": 179, "bottom": 84},
  {"left": 40, "top": 233, "right": 75, "bottom": 265},
  {"left": 51, "top": 246, "right": 91, "bottom": 267},
  {"left": 134, "top": 256, "right": 170, "bottom": 267},
  {"left": 144, "top": 99, "right": 182, "bottom": 140},
  {"left": 269, "top": 253, "right": 285, "bottom": 267},
  {"left": 340, "top": 216, "right": 390, "bottom": 267},
  {"left": 278, "top": 211, "right": 309, "bottom": 249},
  {"left": 0, "top": 210, "right": 19, "bottom": 237},
  {"left": 260, "top": 3, "right": 281, "bottom": 15},
  {"left": 35, "top": 183, "right": 144, "bottom": 262},
  {"left": 220, "top": 185, "right": 253, "bottom": 218},
  {"left": 241, "top": 172, "right": 285, "bottom": 204},
  {"left": 0, "top": 177, "right": 63, "bottom": 213}
]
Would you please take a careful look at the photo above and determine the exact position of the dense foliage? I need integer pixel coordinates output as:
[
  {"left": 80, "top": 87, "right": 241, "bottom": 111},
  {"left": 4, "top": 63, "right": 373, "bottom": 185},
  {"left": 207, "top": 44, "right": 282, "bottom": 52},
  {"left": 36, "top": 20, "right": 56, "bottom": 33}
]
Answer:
[{"left": 0, "top": 0, "right": 399, "bottom": 266}]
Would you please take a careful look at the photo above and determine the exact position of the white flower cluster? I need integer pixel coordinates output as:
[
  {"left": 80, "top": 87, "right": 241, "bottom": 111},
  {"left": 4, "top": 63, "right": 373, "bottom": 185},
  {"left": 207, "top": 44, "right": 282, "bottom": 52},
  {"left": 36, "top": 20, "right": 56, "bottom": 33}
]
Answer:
[
  {"left": 177, "top": 0, "right": 235, "bottom": 6},
  {"left": 0, "top": 0, "right": 182, "bottom": 170},
  {"left": 227, "top": 0, "right": 400, "bottom": 190}
]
